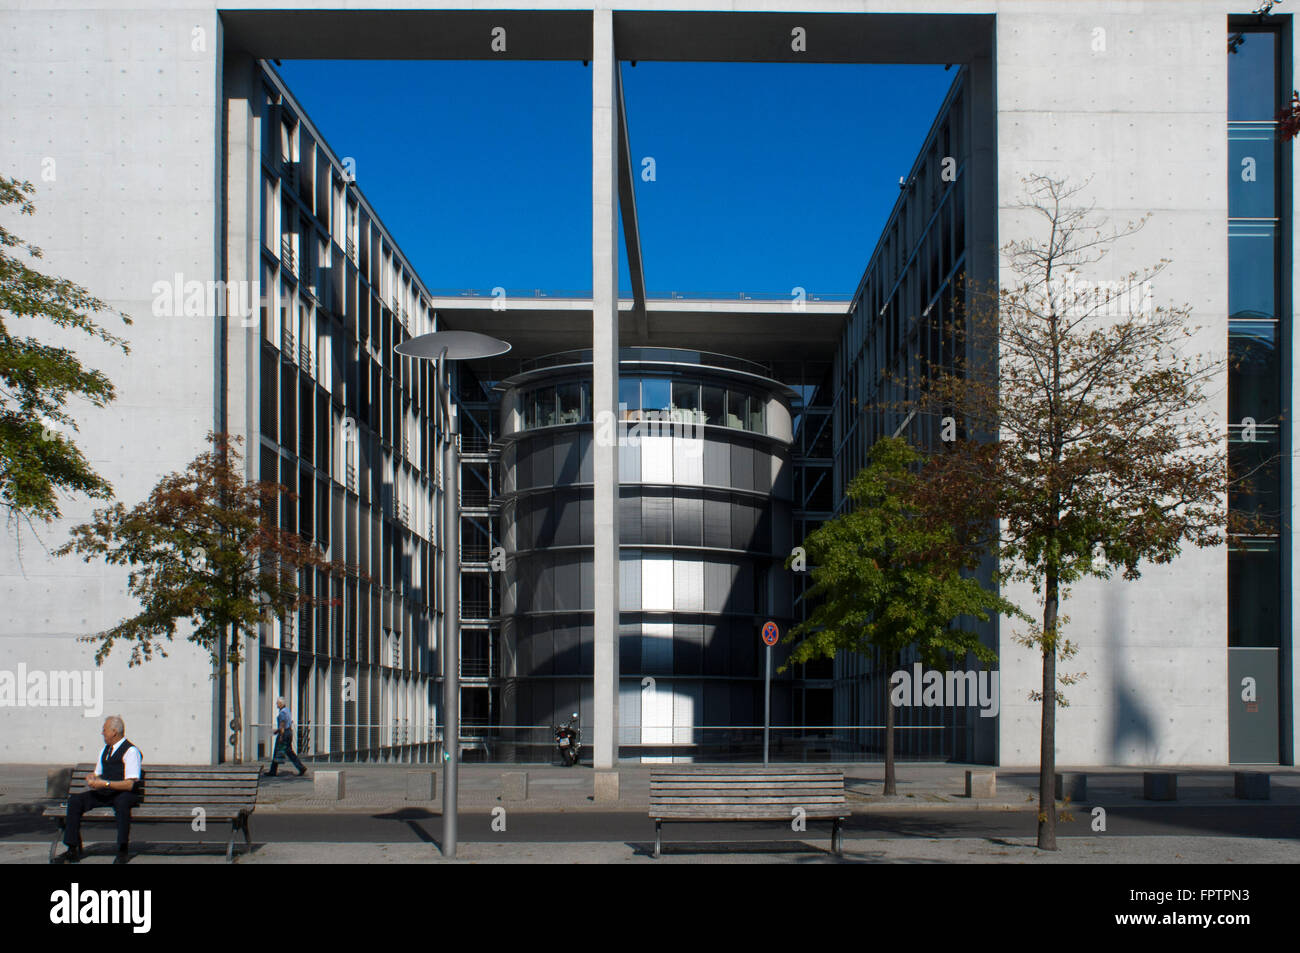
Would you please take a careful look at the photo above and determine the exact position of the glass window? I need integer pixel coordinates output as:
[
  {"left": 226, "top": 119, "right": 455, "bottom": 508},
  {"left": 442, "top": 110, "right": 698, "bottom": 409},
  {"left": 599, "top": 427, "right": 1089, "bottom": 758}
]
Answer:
[
  {"left": 726, "top": 389, "right": 747, "bottom": 429},
  {"left": 747, "top": 392, "right": 764, "bottom": 432},
  {"left": 1228, "top": 223, "right": 1276, "bottom": 319},
  {"left": 671, "top": 380, "right": 700, "bottom": 423},
  {"left": 1229, "top": 322, "right": 1280, "bottom": 424},
  {"left": 702, "top": 385, "right": 725, "bottom": 426},
  {"left": 642, "top": 378, "right": 670, "bottom": 417},
  {"left": 1228, "top": 129, "right": 1276, "bottom": 219},
  {"left": 1228, "top": 31, "right": 1276, "bottom": 121},
  {"left": 1229, "top": 428, "right": 1282, "bottom": 528},
  {"left": 533, "top": 385, "right": 556, "bottom": 428},
  {"left": 557, "top": 381, "right": 583, "bottom": 424},
  {"left": 619, "top": 378, "right": 640, "bottom": 420},
  {"left": 1228, "top": 541, "right": 1280, "bottom": 647}
]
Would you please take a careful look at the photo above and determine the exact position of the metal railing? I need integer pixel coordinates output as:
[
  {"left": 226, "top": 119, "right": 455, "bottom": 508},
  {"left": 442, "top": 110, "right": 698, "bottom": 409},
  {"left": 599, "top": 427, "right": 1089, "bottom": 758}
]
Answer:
[
  {"left": 460, "top": 600, "right": 493, "bottom": 619},
  {"left": 459, "top": 658, "right": 494, "bottom": 678},
  {"left": 248, "top": 723, "right": 950, "bottom": 764}
]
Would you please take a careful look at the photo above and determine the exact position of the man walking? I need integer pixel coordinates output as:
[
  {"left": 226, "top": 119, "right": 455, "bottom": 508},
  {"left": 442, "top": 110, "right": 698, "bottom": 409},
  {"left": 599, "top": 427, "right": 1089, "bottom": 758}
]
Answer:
[
  {"left": 60, "top": 715, "right": 142, "bottom": 863},
  {"left": 267, "top": 697, "right": 307, "bottom": 777}
]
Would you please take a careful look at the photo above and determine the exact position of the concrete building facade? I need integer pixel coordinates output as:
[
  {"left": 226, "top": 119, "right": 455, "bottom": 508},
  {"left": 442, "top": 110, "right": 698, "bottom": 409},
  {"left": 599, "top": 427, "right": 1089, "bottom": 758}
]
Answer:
[{"left": 0, "top": 1, "right": 1293, "bottom": 769}]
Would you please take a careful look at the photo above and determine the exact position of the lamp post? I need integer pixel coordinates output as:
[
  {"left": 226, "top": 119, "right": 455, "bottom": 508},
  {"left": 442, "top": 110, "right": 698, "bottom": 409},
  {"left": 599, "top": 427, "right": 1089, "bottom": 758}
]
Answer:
[{"left": 394, "top": 330, "right": 510, "bottom": 859}]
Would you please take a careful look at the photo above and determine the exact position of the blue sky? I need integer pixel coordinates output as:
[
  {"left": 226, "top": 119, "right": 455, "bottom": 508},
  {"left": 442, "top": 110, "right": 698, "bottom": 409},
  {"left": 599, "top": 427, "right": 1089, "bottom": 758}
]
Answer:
[{"left": 276, "top": 59, "right": 955, "bottom": 297}]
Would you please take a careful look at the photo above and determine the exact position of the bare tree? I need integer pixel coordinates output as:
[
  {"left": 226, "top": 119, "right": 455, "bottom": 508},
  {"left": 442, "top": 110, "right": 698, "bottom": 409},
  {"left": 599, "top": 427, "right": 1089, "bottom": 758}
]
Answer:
[{"left": 918, "top": 175, "right": 1227, "bottom": 850}]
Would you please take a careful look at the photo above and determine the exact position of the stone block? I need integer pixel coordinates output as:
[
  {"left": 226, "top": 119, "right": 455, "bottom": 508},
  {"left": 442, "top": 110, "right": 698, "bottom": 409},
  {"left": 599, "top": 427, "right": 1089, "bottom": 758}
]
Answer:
[
  {"left": 501, "top": 771, "right": 528, "bottom": 802},
  {"left": 1143, "top": 772, "right": 1177, "bottom": 801},
  {"left": 965, "top": 770, "right": 996, "bottom": 798},
  {"left": 314, "top": 769, "right": 345, "bottom": 800},
  {"left": 1233, "top": 771, "right": 1269, "bottom": 800},
  {"left": 406, "top": 771, "right": 436, "bottom": 800},
  {"left": 1055, "top": 772, "right": 1087, "bottom": 801},
  {"left": 594, "top": 770, "right": 620, "bottom": 802}
]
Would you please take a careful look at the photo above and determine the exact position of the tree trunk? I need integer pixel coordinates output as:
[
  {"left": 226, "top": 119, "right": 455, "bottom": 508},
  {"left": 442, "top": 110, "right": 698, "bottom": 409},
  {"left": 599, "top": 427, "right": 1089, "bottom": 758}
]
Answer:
[
  {"left": 229, "top": 628, "right": 243, "bottom": 764},
  {"left": 1037, "top": 571, "right": 1059, "bottom": 850},
  {"left": 883, "top": 651, "right": 897, "bottom": 796}
]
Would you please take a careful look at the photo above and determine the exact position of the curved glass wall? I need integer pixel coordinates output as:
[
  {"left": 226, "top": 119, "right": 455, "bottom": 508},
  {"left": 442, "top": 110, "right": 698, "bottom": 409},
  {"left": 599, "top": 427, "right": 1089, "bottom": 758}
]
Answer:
[
  {"left": 496, "top": 352, "right": 796, "bottom": 761},
  {"left": 516, "top": 375, "right": 770, "bottom": 434}
]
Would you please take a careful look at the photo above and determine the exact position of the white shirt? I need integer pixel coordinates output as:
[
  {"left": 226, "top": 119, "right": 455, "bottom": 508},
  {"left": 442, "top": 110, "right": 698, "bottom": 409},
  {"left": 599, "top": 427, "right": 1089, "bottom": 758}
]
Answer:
[{"left": 95, "top": 738, "right": 143, "bottom": 780}]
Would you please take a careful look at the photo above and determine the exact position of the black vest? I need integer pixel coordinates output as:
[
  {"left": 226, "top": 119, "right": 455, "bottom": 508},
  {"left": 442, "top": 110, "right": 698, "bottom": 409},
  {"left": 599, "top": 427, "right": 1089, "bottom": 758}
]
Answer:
[{"left": 101, "top": 740, "right": 137, "bottom": 783}]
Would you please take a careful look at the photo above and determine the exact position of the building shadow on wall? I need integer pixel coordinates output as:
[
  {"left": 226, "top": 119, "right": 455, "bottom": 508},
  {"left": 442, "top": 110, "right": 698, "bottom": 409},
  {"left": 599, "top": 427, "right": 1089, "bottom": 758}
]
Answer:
[{"left": 1107, "top": 586, "right": 1155, "bottom": 763}]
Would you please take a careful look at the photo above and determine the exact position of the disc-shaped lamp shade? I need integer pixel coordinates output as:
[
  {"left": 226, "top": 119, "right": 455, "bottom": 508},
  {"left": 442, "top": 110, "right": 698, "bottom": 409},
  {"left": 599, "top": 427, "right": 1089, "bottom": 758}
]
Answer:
[{"left": 394, "top": 330, "right": 511, "bottom": 361}]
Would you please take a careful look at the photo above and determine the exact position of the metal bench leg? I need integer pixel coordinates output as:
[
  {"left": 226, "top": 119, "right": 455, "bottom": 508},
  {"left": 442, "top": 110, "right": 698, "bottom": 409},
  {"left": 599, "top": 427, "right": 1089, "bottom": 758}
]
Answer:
[
  {"left": 48, "top": 820, "right": 65, "bottom": 864},
  {"left": 833, "top": 818, "right": 843, "bottom": 857},
  {"left": 226, "top": 821, "right": 236, "bottom": 864},
  {"left": 241, "top": 815, "right": 253, "bottom": 858},
  {"left": 654, "top": 820, "right": 662, "bottom": 859}
]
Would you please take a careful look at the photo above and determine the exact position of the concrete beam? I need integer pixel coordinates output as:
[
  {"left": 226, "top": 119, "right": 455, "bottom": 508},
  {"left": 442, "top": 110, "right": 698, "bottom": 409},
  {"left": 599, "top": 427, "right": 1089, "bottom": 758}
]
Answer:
[{"left": 616, "top": 64, "right": 648, "bottom": 339}]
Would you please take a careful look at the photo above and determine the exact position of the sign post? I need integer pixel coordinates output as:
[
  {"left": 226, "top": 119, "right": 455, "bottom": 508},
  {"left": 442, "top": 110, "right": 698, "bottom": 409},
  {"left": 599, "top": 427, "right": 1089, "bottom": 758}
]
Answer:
[{"left": 761, "top": 621, "right": 780, "bottom": 765}]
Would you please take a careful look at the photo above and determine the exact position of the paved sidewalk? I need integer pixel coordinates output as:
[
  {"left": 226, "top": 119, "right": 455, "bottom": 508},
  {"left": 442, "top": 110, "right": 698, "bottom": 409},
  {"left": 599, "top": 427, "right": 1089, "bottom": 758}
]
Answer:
[
  {"left": 1, "top": 835, "right": 1293, "bottom": 864},
  {"left": 4, "top": 761, "right": 1298, "bottom": 815}
]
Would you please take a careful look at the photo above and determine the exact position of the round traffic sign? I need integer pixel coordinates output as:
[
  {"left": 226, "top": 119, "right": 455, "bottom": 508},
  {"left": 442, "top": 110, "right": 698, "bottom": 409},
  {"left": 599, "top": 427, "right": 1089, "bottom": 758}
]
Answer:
[{"left": 761, "top": 621, "right": 780, "bottom": 646}]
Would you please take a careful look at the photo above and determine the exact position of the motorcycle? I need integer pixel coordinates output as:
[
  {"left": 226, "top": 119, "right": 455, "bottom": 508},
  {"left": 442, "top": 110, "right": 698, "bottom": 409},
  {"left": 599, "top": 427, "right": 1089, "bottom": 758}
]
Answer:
[{"left": 554, "top": 713, "right": 581, "bottom": 766}]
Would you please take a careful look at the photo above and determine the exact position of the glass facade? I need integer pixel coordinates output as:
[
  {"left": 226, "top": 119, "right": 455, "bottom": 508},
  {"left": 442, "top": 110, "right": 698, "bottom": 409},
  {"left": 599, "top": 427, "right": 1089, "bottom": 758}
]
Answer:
[
  {"left": 1227, "top": 28, "right": 1285, "bottom": 651},
  {"left": 828, "top": 66, "right": 990, "bottom": 762},
  {"left": 518, "top": 373, "right": 769, "bottom": 434},
  {"left": 497, "top": 353, "right": 798, "bottom": 760},
  {"left": 254, "top": 65, "right": 447, "bottom": 763},
  {"left": 1226, "top": 24, "right": 1289, "bottom": 763}
]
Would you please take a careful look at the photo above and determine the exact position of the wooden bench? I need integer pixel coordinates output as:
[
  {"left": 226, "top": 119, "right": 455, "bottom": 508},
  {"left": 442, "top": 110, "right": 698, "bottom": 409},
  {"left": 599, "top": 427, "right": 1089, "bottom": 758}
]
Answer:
[
  {"left": 45, "top": 764, "right": 263, "bottom": 863},
  {"left": 649, "top": 767, "right": 849, "bottom": 858}
]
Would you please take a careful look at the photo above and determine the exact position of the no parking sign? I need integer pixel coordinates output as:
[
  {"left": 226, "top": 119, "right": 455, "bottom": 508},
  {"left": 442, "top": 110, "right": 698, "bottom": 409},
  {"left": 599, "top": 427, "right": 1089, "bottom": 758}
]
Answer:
[{"left": 761, "top": 620, "right": 779, "bottom": 646}]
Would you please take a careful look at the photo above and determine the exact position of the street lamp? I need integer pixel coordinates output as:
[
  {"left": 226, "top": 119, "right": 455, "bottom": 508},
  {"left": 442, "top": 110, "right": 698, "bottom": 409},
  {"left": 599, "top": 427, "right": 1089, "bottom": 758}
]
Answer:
[{"left": 394, "top": 329, "right": 510, "bottom": 859}]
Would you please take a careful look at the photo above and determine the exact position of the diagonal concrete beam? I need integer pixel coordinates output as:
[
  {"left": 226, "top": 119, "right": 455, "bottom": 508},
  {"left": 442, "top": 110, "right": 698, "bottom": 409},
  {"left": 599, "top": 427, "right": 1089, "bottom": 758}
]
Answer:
[{"left": 615, "top": 63, "right": 648, "bottom": 339}]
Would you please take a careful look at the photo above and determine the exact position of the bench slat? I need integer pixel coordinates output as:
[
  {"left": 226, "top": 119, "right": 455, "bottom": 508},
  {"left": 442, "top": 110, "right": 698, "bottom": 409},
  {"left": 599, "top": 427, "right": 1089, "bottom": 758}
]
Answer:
[
  {"left": 69, "top": 781, "right": 261, "bottom": 790},
  {"left": 649, "top": 774, "right": 843, "bottom": 781},
  {"left": 70, "top": 764, "right": 262, "bottom": 774},
  {"left": 45, "top": 806, "right": 252, "bottom": 818},
  {"left": 650, "top": 785, "right": 842, "bottom": 790},
  {"left": 650, "top": 811, "right": 852, "bottom": 816}
]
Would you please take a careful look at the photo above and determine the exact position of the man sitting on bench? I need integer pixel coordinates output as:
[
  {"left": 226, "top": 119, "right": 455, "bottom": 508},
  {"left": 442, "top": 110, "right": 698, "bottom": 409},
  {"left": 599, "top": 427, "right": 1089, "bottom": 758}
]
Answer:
[{"left": 59, "top": 715, "right": 142, "bottom": 863}]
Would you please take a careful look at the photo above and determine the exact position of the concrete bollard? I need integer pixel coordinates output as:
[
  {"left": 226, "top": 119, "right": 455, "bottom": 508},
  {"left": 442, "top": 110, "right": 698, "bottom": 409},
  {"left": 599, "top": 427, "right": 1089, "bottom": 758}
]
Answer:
[
  {"left": 1055, "top": 772, "right": 1087, "bottom": 801},
  {"left": 1233, "top": 771, "right": 1270, "bottom": 800},
  {"left": 314, "top": 769, "right": 345, "bottom": 800},
  {"left": 965, "top": 770, "right": 996, "bottom": 798},
  {"left": 1143, "top": 772, "right": 1177, "bottom": 801},
  {"left": 594, "top": 770, "right": 620, "bottom": 802},
  {"left": 406, "top": 771, "right": 436, "bottom": 801},
  {"left": 501, "top": 771, "right": 529, "bottom": 802},
  {"left": 46, "top": 767, "right": 72, "bottom": 798}
]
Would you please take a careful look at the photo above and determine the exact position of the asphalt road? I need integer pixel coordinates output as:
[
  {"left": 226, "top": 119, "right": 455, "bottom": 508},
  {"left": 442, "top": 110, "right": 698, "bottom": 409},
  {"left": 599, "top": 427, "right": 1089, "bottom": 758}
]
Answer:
[{"left": 4, "top": 805, "right": 1297, "bottom": 847}]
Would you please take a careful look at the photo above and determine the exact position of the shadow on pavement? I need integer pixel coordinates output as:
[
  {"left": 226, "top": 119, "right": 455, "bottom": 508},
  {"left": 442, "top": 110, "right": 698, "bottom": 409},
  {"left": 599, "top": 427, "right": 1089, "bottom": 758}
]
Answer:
[{"left": 372, "top": 807, "right": 440, "bottom": 848}]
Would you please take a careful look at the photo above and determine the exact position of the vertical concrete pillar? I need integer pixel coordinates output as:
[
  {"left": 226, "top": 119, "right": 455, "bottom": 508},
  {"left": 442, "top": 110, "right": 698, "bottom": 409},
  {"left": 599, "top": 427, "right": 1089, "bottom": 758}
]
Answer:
[
  {"left": 591, "top": 8, "right": 621, "bottom": 770},
  {"left": 222, "top": 51, "right": 262, "bottom": 764}
]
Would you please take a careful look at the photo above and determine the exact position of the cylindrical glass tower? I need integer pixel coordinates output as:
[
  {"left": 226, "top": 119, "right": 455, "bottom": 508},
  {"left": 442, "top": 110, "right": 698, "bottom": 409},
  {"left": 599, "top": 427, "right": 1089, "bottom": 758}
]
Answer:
[{"left": 496, "top": 348, "right": 797, "bottom": 762}]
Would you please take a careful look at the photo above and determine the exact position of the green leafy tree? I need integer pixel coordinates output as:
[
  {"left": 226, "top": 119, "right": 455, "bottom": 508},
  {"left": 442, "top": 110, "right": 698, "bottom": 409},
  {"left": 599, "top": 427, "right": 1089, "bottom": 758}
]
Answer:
[
  {"left": 785, "top": 436, "right": 1021, "bottom": 796},
  {"left": 56, "top": 432, "right": 363, "bottom": 762},
  {"left": 0, "top": 175, "right": 131, "bottom": 531},
  {"left": 917, "top": 175, "right": 1227, "bottom": 849}
]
